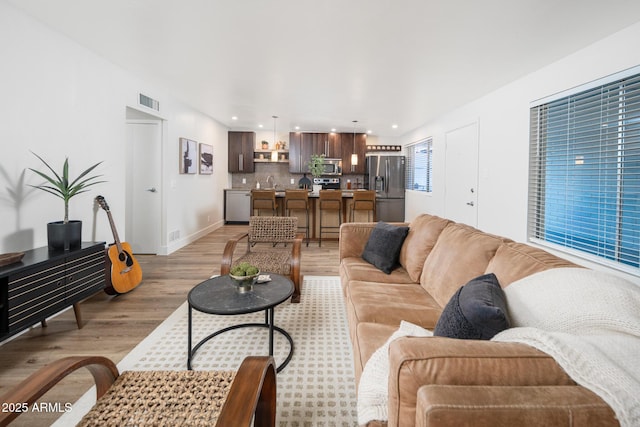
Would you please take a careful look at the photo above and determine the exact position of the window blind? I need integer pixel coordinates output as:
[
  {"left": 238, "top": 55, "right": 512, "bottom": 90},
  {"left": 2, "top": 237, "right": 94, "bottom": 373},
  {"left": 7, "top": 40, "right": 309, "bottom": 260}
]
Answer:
[
  {"left": 406, "top": 138, "right": 433, "bottom": 192},
  {"left": 528, "top": 71, "right": 640, "bottom": 271}
]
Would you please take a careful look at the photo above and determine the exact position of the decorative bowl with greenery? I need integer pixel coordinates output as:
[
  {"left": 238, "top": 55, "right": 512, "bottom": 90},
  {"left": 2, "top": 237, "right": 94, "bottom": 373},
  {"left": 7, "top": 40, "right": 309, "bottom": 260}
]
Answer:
[
  {"left": 229, "top": 262, "right": 260, "bottom": 286},
  {"left": 29, "top": 152, "right": 104, "bottom": 250},
  {"left": 308, "top": 153, "right": 325, "bottom": 178}
]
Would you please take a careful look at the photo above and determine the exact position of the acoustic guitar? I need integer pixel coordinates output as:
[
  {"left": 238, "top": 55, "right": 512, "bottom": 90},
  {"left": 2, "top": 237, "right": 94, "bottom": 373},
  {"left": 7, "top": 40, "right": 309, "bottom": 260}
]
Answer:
[{"left": 96, "top": 195, "right": 143, "bottom": 294}]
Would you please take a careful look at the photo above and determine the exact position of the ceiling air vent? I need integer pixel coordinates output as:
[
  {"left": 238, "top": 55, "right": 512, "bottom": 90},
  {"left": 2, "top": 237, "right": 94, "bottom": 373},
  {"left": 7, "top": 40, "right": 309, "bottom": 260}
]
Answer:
[{"left": 139, "top": 93, "right": 159, "bottom": 111}]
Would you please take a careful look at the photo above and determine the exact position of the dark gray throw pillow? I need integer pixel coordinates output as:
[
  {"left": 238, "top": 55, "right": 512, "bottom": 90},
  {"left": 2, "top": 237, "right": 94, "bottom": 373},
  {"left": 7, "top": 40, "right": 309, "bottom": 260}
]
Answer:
[
  {"left": 361, "top": 222, "right": 410, "bottom": 274},
  {"left": 433, "top": 273, "right": 510, "bottom": 339}
]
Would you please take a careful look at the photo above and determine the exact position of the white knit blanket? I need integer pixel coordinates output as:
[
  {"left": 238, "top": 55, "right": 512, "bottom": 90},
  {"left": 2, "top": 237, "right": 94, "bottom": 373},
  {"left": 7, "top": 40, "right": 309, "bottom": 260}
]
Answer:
[{"left": 492, "top": 267, "right": 640, "bottom": 427}]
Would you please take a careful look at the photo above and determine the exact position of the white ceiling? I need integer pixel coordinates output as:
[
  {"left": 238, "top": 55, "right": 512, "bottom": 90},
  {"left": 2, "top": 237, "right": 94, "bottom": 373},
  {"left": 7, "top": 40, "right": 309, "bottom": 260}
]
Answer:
[{"left": 8, "top": 0, "right": 640, "bottom": 137}]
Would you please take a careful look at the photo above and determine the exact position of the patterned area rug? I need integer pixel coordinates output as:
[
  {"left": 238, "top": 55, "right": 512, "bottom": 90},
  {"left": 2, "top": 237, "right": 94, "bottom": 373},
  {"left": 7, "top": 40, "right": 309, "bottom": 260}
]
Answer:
[{"left": 54, "top": 276, "right": 357, "bottom": 426}]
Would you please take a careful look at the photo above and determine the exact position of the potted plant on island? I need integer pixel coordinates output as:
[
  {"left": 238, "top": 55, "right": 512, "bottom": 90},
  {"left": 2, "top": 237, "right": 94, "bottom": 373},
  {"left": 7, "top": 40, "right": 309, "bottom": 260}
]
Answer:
[
  {"left": 29, "top": 152, "right": 105, "bottom": 251},
  {"left": 308, "top": 153, "right": 325, "bottom": 194}
]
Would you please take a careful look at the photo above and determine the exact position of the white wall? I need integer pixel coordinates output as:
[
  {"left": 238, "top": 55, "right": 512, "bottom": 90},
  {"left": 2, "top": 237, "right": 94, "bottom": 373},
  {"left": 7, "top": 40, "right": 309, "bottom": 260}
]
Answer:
[
  {"left": 0, "top": 2, "right": 228, "bottom": 255},
  {"left": 400, "top": 21, "right": 640, "bottom": 282}
]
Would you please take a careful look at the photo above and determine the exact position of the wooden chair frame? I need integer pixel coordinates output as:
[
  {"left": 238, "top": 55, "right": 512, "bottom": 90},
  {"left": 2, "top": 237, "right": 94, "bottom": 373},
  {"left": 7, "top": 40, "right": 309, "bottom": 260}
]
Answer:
[
  {"left": 251, "top": 189, "right": 278, "bottom": 216},
  {"left": 349, "top": 190, "right": 376, "bottom": 222},
  {"left": 221, "top": 217, "right": 303, "bottom": 303},
  {"left": 0, "top": 356, "right": 276, "bottom": 427},
  {"left": 285, "top": 189, "right": 310, "bottom": 247},
  {"left": 318, "top": 190, "right": 342, "bottom": 247}
]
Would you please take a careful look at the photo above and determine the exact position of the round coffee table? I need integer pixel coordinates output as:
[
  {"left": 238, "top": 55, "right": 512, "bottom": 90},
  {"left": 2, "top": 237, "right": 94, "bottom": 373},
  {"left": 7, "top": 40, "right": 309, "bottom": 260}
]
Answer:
[{"left": 187, "top": 274, "right": 294, "bottom": 372}]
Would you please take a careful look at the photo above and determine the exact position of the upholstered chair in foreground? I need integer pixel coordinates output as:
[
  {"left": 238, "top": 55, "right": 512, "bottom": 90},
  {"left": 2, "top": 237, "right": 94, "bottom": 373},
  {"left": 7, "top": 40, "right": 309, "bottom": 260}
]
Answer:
[{"left": 0, "top": 355, "right": 276, "bottom": 427}]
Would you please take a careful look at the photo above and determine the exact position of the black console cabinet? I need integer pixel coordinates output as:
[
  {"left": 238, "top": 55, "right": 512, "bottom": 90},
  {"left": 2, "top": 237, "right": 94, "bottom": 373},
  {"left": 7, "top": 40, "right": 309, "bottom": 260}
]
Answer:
[{"left": 0, "top": 242, "right": 106, "bottom": 341}]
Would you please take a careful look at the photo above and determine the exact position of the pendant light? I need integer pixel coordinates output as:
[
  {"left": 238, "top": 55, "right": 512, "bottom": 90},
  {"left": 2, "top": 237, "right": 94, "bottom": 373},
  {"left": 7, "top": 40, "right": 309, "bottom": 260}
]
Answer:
[
  {"left": 351, "top": 120, "right": 359, "bottom": 171},
  {"left": 271, "top": 115, "right": 279, "bottom": 162}
]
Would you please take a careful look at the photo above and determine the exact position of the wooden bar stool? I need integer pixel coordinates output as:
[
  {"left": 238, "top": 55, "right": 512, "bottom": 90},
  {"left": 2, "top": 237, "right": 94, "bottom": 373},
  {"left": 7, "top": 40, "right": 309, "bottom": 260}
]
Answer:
[
  {"left": 349, "top": 190, "right": 376, "bottom": 222},
  {"left": 251, "top": 189, "right": 278, "bottom": 216},
  {"left": 318, "top": 189, "right": 342, "bottom": 247},
  {"left": 285, "top": 189, "right": 310, "bottom": 246}
]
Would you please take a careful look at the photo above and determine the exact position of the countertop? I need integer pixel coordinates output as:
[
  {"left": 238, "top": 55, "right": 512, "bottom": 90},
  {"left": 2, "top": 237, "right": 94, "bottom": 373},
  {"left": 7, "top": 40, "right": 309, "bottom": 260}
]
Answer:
[{"left": 225, "top": 188, "right": 368, "bottom": 198}]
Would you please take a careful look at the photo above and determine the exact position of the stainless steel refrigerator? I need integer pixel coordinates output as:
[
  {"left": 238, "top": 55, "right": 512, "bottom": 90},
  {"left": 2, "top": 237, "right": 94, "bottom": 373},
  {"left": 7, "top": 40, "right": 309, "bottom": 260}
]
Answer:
[{"left": 366, "top": 155, "right": 406, "bottom": 222}]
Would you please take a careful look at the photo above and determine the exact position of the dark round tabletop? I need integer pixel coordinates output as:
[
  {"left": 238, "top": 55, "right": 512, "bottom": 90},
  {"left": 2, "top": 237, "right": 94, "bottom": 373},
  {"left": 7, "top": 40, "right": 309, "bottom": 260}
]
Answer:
[{"left": 188, "top": 274, "right": 294, "bottom": 315}]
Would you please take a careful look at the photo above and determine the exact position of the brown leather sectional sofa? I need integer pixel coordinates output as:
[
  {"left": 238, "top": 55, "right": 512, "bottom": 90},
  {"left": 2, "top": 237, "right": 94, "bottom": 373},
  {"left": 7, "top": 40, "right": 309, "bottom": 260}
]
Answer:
[{"left": 339, "top": 214, "right": 619, "bottom": 427}]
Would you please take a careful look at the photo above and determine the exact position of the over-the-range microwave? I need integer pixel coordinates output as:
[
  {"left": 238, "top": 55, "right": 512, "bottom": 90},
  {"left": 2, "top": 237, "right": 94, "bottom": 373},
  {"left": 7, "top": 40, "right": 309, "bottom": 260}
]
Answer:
[{"left": 321, "top": 158, "right": 342, "bottom": 175}]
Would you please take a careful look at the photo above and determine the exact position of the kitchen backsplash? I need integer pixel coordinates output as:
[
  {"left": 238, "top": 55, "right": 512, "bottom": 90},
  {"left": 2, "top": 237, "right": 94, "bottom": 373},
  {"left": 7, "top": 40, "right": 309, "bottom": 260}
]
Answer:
[{"left": 231, "top": 163, "right": 364, "bottom": 190}]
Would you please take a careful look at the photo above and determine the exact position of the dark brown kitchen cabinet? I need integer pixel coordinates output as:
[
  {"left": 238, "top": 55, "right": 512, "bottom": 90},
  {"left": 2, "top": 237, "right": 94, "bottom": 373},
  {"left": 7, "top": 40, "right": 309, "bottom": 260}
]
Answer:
[
  {"left": 289, "top": 132, "right": 323, "bottom": 173},
  {"left": 302, "top": 133, "right": 321, "bottom": 169},
  {"left": 289, "top": 132, "right": 303, "bottom": 173},
  {"left": 306, "top": 133, "right": 341, "bottom": 158},
  {"left": 341, "top": 133, "right": 367, "bottom": 174},
  {"left": 0, "top": 242, "right": 106, "bottom": 341},
  {"left": 228, "top": 131, "right": 255, "bottom": 173},
  {"left": 327, "top": 133, "right": 342, "bottom": 158},
  {"left": 290, "top": 131, "right": 360, "bottom": 173}
]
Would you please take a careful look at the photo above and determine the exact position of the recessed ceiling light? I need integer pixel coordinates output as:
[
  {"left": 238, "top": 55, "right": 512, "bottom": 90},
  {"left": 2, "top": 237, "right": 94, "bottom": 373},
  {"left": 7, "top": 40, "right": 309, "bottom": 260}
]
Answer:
[
  {"left": 295, "top": 126, "right": 300, "bottom": 130},
  {"left": 231, "top": 116, "right": 238, "bottom": 120},
  {"left": 391, "top": 124, "right": 398, "bottom": 129},
  {"left": 367, "top": 130, "right": 373, "bottom": 134},
  {"left": 258, "top": 124, "right": 263, "bottom": 128}
]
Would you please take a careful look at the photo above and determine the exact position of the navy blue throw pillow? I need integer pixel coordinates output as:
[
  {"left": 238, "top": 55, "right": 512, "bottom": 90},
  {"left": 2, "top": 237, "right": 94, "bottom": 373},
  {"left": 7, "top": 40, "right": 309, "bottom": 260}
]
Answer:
[
  {"left": 361, "top": 222, "right": 409, "bottom": 274},
  {"left": 434, "top": 273, "right": 510, "bottom": 340}
]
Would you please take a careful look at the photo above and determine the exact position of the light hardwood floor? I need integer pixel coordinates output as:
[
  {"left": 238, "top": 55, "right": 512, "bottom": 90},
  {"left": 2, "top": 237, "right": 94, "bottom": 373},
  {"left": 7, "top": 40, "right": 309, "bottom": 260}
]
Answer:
[{"left": 0, "top": 225, "right": 340, "bottom": 426}]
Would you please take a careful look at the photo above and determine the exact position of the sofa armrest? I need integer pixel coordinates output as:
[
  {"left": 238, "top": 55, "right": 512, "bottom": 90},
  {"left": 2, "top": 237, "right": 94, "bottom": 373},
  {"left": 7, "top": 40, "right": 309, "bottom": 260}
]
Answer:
[
  {"left": 388, "top": 337, "right": 575, "bottom": 427},
  {"left": 415, "top": 385, "right": 617, "bottom": 427}
]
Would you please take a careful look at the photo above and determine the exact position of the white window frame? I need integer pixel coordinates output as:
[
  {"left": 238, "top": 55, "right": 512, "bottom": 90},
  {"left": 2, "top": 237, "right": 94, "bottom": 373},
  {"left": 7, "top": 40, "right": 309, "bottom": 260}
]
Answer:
[
  {"left": 406, "top": 138, "right": 433, "bottom": 193},
  {"left": 528, "top": 66, "right": 640, "bottom": 275}
]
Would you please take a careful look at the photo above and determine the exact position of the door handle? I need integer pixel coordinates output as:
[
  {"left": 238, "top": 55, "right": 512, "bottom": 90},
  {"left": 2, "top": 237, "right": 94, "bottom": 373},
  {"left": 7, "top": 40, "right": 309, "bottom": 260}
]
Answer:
[
  {"left": 466, "top": 201, "right": 474, "bottom": 206},
  {"left": 146, "top": 187, "right": 157, "bottom": 193}
]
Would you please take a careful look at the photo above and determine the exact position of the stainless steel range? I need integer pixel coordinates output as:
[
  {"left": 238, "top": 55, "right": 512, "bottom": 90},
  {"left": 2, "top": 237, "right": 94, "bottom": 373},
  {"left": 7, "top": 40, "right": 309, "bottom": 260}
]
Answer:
[{"left": 313, "top": 177, "right": 341, "bottom": 189}]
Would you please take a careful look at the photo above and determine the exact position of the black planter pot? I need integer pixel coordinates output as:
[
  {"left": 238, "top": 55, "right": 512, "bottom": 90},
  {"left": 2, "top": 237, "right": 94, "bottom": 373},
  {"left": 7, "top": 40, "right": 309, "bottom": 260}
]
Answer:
[{"left": 47, "top": 220, "right": 82, "bottom": 251}]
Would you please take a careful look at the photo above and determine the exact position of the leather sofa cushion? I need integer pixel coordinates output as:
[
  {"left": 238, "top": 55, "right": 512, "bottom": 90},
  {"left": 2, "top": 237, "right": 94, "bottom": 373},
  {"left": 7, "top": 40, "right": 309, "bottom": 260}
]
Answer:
[
  {"left": 421, "top": 223, "right": 505, "bottom": 307},
  {"left": 347, "top": 281, "right": 442, "bottom": 329},
  {"left": 399, "top": 214, "right": 451, "bottom": 282},
  {"left": 485, "top": 241, "right": 578, "bottom": 287},
  {"left": 341, "top": 257, "right": 415, "bottom": 287}
]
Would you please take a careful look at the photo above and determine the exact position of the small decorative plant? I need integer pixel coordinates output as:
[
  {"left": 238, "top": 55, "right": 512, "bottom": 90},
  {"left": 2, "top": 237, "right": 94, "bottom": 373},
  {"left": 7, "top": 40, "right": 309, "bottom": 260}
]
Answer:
[
  {"left": 230, "top": 261, "right": 259, "bottom": 277},
  {"left": 308, "top": 153, "right": 325, "bottom": 178},
  {"left": 229, "top": 262, "right": 260, "bottom": 288},
  {"left": 29, "top": 152, "right": 105, "bottom": 223}
]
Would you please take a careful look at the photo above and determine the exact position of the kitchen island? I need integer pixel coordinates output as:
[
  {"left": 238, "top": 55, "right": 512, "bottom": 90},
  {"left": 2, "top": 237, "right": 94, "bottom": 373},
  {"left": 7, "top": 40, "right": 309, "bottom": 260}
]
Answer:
[
  {"left": 221, "top": 189, "right": 373, "bottom": 242},
  {"left": 225, "top": 188, "right": 376, "bottom": 242},
  {"left": 274, "top": 190, "right": 367, "bottom": 243}
]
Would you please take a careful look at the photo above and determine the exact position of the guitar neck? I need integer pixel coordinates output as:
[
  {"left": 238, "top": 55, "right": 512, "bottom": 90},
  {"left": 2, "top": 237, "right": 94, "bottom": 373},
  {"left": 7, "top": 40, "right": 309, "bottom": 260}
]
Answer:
[{"left": 105, "top": 209, "right": 124, "bottom": 253}]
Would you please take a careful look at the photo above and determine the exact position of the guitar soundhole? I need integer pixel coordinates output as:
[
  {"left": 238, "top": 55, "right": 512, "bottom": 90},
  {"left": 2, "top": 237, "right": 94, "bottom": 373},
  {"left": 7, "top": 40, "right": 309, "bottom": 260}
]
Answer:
[{"left": 119, "top": 250, "right": 135, "bottom": 267}]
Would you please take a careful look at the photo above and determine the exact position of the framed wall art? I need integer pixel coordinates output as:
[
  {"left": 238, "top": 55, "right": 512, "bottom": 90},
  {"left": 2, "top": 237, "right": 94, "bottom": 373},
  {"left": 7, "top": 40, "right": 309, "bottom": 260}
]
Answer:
[
  {"left": 179, "top": 137, "right": 198, "bottom": 174},
  {"left": 199, "top": 143, "right": 213, "bottom": 174}
]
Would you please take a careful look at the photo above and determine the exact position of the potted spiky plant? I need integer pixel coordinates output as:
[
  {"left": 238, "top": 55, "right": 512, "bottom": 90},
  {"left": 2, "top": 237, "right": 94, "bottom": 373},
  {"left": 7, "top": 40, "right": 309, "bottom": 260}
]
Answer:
[
  {"left": 29, "top": 152, "right": 104, "bottom": 251},
  {"left": 308, "top": 153, "right": 325, "bottom": 178},
  {"left": 308, "top": 153, "right": 325, "bottom": 194}
]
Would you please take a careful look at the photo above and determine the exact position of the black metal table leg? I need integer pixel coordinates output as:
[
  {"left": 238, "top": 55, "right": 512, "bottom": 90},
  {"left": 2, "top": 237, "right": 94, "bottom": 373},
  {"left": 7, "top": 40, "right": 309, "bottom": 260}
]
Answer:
[{"left": 187, "top": 303, "right": 193, "bottom": 370}]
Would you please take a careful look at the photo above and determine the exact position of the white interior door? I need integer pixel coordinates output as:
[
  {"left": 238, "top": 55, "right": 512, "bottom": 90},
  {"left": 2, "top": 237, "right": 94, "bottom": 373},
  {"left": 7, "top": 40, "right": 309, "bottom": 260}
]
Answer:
[
  {"left": 126, "top": 120, "right": 161, "bottom": 254},
  {"left": 444, "top": 122, "right": 479, "bottom": 227}
]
